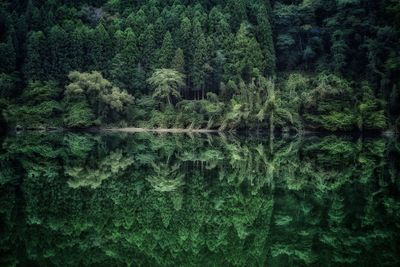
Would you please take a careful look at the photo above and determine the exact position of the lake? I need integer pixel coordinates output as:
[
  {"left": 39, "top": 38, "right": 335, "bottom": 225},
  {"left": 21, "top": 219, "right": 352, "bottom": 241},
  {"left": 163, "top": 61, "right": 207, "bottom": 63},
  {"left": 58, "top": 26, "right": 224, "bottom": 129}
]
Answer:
[{"left": 0, "top": 132, "right": 399, "bottom": 266}]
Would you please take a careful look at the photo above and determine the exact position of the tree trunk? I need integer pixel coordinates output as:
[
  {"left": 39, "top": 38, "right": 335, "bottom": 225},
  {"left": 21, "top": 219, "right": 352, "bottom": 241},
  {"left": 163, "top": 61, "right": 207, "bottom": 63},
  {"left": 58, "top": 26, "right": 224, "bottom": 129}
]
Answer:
[
  {"left": 167, "top": 95, "right": 172, "bottom": 107},
  {"left": 269, "top": 111, "right": 274, "bottom": 153},
  {"left": 269, "top": 111, "right": 274, "bottom": 137}
]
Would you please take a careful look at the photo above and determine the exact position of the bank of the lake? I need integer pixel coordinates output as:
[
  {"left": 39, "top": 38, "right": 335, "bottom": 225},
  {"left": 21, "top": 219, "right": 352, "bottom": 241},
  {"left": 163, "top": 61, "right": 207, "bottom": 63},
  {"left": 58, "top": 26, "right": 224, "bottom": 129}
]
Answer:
[{"left": 106, "top": 127, "right": 219, "bottom": 133}]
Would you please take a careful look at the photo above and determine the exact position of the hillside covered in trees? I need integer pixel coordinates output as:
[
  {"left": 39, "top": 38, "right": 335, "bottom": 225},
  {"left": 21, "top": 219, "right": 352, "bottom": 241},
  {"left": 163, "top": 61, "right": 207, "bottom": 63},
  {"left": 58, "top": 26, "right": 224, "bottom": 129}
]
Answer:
[{"left": 0, "top": 0, "right": 399, "bottom": 132}]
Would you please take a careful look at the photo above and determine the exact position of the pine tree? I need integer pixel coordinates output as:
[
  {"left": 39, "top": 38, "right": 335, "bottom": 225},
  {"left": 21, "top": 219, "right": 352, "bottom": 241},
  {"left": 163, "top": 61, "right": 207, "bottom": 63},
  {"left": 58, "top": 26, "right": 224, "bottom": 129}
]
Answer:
[
  {"left": 159, "top": 31, "right": 174, "bottom": 68},
  {"left": 24, "top": 31, "right": 46, "bottom": 80},
  {"left": 30, "top": 7, "right": 42, "bottom": 30},
  {"left": 208, "top": 7, "right": 230, "bottom": 49},
  {"left": 0, "top": 36, "right": 16, "bottom": 73},
  {"left": 139, "top": 24, "right": 156, "bottom": 70},
  {"left": 229, "top": 23, "right": 265, "bottom": 82},
  {"left": 16, "top": 14, "right": 28, "bottom": 53},
  {"left": 48, "top": 25, "right": 70, "bottom": 81},
  {"left": 172, "top": 48, "right": 186, "bottom": 97},
  {"left": 226, "top": 0, "right": 247, "bottom": 30},
  {"left": 172, "top": 48, "right": 185, "bottom": 73},
  {"left": 25, "top": 0, "right": 34, "bottom": 27},
  {"left": 8, "top": 24, "right": 18, "bottom": 59},
  {"left": 256, "top": 12, "right": 275, "bottom": 75},
  {"left": 154, "top": 17, "right": 167, "bottom": 47},
  {"left": 91, "top": 23, "right": 111, "bottom": 72},
  {"left": 110, "top": 28, "right": 140, "bottom": 92},
  {"left": 178, "top": 17, "right": 193, "bottom": 79},
  {"left": 43, "top": 8, "right": 55, "bottom": 28},
  {"left": 192, "top": 19, "right": 208, "bottom": 99},
  {"left": 70, "top": 26, "right": 86, "bottom": 71},
  {"left": 132, "top": 9, "right": 147, "bottom": 35},
  {"left": 123, "top": 28, "right": 139, "bottom": 66}
]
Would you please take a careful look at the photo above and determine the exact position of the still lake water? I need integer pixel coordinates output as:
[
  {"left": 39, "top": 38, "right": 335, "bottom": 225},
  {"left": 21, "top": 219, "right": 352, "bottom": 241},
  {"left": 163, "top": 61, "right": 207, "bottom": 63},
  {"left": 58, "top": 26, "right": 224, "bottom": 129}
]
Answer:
[{"left": 0, "top": 132, "right": 399, "bottom": 266}]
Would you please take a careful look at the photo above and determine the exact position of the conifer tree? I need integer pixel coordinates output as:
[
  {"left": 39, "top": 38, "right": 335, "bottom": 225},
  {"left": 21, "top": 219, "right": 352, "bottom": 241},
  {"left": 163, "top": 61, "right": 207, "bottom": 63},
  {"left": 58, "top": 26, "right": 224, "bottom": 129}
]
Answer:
[
  {"left": 110, "top": 28, "right": 140, "bottom": 92},
  {"left": 192, "top": 20, "right": 208, "bottom": 99},
  {"left": 229, "top": 23, "right": 265, "bottom": 82},
  {"left": 0, "top": 36, "right": 16, "bottom": 73},
  {"left": 178, "top": 17, "right": 193, "bottom": 78},
  {"left": 226, "top": 0, "right": 247, "bottom": 30},
  {"left": 159, "top": 31, "right": 174, "bottom": 68},
  {"left": 91, "top": 23, "right": 111, "bottom": 72},
  {"left": 256, "top": 11, "right": 275, "bottom": 75},
  {"left": 122, "top": 28, "right": 139, "bottom": 66},
  {"left": 70, "top": 27, "right": 86, "bottom": 71},
  {"left": 48, "top": 25, "right": 70, "bottom": 81},
  {"left": 172, "top": 48, "right": 185, "bottom": 74},
  {"left": 139, "top": 24, "right": 156, "bottom": 71},
  {"left": 24, "top": 31, "right": 46, "bottom": 80}
]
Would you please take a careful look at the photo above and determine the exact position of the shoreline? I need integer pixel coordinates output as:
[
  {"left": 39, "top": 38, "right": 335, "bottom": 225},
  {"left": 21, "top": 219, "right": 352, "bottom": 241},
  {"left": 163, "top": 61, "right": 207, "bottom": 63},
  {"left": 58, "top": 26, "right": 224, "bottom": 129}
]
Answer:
[{"left": 105, "top": 127, "right": 220, "bottom": 133}]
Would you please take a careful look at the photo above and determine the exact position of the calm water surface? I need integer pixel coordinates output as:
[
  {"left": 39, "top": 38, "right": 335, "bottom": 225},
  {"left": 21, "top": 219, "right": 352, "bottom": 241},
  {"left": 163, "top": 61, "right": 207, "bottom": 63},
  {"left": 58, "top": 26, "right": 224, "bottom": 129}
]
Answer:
[{"left": 0, "top": 132, "right": 399, "bottom": 266}]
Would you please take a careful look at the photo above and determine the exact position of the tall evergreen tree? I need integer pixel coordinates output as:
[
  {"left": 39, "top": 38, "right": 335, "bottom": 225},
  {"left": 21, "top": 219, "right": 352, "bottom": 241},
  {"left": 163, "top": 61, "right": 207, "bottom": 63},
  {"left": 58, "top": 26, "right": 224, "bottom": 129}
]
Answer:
[
  {"left": 24, "top": 31, "right": 46, "bottom": 80},
  {"left": 0, "top": 36, "right": 16, "bottom": 73},
  {"left": 172, "top": 48, "right": 185, "bottom": 74},
  {"left": 256, "top": 11, "right": 275, "bottom": 75},
  {"left": 226, "top": 0, "right": 247, "bottom": 30},
  {"left": 178, "top": 17, "right": 193, "bottom": 78},
  {"left": 228, "top": 23, "right": 265, "bottom": 82},
  {"left": 70, "top": 26, "right": 86, "bottom": 71},
  {"left": 110, "top": 28, "right": 142, "bottom": 92},
  {"left": 158, "top": 31, "right": 174, "bottom": 68},
  {"left": 48, "top": 25, "right": 70, "bottom": 81},
  {"left": 91, "top": 23, "right": 111, "bottom": 72},
  {"left": 139, "top": 24, "right": 156, "bottom": 71},
  {"left": 192, "top": 19, "right": 208, "bottom": 99}
]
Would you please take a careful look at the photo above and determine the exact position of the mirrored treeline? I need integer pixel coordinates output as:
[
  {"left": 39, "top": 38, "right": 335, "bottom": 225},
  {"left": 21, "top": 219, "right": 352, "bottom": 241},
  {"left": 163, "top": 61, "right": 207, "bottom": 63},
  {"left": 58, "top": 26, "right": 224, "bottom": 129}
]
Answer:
[{"left": 0, "top": 133, "right": 399, "bottom": 266}]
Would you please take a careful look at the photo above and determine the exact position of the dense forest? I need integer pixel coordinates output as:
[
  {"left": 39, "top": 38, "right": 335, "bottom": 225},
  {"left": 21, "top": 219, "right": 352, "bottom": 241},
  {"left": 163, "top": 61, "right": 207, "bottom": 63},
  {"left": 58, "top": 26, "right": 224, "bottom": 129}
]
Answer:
[
  {"left": 0, "top": 0, "right": 399, "bottom": 132},
  {"left": 0, "top": 133, "right": 399, "bottom": 265}
]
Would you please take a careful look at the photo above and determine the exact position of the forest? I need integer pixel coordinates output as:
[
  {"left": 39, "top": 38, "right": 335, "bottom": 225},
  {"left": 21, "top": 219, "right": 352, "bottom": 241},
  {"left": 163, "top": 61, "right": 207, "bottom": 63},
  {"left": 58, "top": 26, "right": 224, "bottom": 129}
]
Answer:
[{"left": 0, "top": 0, "right": 399, "bottom": 132}]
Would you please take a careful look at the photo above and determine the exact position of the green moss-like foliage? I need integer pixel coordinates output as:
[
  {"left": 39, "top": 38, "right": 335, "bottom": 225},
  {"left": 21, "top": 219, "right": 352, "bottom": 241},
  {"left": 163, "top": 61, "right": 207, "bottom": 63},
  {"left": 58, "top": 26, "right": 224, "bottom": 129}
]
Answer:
[{"left": 0, "top": 133, "right": 399, "bottom": 266}]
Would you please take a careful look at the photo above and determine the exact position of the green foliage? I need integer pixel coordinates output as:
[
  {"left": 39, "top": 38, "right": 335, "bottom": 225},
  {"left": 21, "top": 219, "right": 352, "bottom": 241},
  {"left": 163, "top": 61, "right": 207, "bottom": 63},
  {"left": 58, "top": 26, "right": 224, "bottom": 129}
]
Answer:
[
  {"left": 0, "top": 0, "right": 398, "bottom": 132},
  {"left": 0, "top": 133, "right": 399, "bottom": 266},
  {"left": 0, "top": 36, "right": 16, "bottom": 73},
  {"left": 356, "top": 83, "right": 387, "bottom": 131},
  {"left": 219, "top": 76, "right": 294, "bottom": 132},
  {"left": 172, "top": 48, "right": 185, "bottom": 74},
  {"left": 191, "top": 19, "right": 209, "bottom": 99},
  {"left": 64, "top": 71, "right": 133, "bottom": 127},
  {"left": 5, "top": 80, "right": 62, "bottom": 128},
  {"left": 302, "top": 73, "right": 356, "bottom": 131},
  {"left": 63, "top": 101, "right": 96, "bottom": 128},
  {"left": 110, "top": 27, "right": 142, "bottom": 92},
  {"left": 147, "top": 69, "right": 185, "bottom": 107},
  {"left": 227, "top": 23, "right": 265, "bottom": 82},
  {"left": 0, "top": 73, "right": 18, "bottom": 98},
  {"left": 23, "top": 31, "right": 46, "bottom": 80},
  {"left": 158, "top": 31, "right": 174, "bottom": 68}
]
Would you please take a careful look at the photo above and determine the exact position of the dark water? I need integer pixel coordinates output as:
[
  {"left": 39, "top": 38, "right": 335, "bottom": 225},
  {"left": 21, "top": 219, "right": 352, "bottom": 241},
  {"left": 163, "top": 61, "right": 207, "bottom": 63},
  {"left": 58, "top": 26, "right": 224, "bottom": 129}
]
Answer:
[{"left": 0, "top": 132, "right": 399, "bottom": 266}]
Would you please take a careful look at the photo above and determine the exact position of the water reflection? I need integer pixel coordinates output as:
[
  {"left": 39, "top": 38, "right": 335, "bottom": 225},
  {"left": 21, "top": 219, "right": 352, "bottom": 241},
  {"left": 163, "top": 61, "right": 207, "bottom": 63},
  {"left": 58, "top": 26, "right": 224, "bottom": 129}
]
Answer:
[{"left": 0, "top": 132, "right": 399, "bottom": 266}]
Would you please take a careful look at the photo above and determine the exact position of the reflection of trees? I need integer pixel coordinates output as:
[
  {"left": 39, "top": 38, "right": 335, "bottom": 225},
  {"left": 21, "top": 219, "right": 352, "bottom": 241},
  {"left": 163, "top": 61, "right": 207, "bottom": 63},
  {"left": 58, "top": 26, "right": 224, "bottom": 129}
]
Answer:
[
  {"left": 0, "top": 187, "right": 18, "bottom": 267},
  {"left": 146, "top": 162, "right": 184, "bottom": 192},
  {"left": 66, "top": 150, "right": 134, "bottom": 189},
  {"left": 0, "top": 133, "right": 399, "bottom": 266}
]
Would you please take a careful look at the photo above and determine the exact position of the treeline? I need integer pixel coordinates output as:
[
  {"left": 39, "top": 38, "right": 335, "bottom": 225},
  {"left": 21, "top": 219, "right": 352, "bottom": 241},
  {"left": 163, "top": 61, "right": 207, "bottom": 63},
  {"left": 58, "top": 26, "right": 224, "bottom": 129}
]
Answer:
[{"left": 0, "top": 0, "right": 399, "bottom": 132}]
